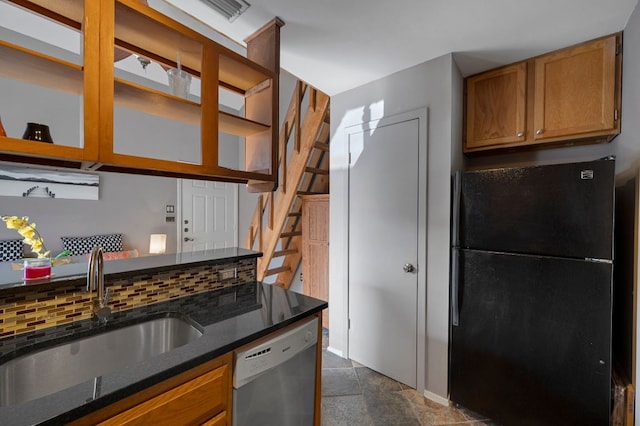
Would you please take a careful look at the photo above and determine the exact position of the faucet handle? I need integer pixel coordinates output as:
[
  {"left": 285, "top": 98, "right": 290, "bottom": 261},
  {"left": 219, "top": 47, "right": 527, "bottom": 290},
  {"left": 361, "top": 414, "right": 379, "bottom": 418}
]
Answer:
[{"left": 103, "top": 287, "right": 111, "bottom": 304}]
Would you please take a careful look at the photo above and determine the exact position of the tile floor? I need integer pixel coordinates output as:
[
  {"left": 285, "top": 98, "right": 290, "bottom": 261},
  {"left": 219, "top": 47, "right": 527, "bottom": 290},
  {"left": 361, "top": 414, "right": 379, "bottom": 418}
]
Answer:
[{"left": 321, "top": 330, "right": 497, "bottom": 426}]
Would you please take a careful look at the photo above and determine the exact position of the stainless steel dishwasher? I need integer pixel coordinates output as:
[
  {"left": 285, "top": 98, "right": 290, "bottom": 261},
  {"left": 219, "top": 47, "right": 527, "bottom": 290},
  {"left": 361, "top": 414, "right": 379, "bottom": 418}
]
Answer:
[{"left": 233, "top": 317, "right": 318, "bottom": 426}]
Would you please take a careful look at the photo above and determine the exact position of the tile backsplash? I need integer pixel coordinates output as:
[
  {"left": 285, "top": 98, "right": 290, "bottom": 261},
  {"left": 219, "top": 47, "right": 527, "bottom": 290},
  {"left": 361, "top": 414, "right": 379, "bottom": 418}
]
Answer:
[{"left": 0, "top": 258, "right": 256, "bottom": 338}]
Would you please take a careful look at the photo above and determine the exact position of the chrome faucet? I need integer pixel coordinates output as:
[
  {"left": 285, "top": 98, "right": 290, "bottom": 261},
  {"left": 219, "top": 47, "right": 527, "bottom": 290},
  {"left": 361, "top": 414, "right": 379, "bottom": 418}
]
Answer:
[{"left": 87, "top": 246, "right": 111, "bottom": 323}]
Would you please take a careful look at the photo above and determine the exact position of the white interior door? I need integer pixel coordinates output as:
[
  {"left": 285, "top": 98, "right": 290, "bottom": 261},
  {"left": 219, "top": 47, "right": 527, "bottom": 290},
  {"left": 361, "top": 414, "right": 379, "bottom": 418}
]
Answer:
[
  {"left": 348, "top": 117, "right": 420, "bottom": 388},
  {"left": 179, "top": 179, "right": 237, "bottom": 253}
]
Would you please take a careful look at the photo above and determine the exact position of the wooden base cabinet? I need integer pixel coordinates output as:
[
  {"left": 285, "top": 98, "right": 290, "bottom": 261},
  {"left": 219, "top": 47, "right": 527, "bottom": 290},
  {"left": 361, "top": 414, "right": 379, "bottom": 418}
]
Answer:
[
  {"left": 464, "top": 32, "right": 622, "bottom": 154},
  {"left": 301, "top": 195, "right": 329, "bottom": 329},
  {"left": 71, "top": 353, "right": 232, "bottom": 426}
]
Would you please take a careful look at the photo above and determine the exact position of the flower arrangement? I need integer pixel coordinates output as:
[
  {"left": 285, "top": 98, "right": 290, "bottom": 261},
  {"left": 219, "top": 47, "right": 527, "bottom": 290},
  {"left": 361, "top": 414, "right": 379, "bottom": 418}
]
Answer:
[
  {"left": 1, "top": 215, "right": 71, "bottom": 261},
  {"left": 2, "top": 215, "right": 49, "bottom": 258}
]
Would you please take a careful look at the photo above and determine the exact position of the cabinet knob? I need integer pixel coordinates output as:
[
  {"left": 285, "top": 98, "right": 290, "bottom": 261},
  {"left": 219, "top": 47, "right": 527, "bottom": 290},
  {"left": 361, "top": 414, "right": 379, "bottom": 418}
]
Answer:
[
  {"left": 536, "top": 129, "right": 544, "bottom": 135},
  {"left": 517, "top": 132, "right": 524, "bottom": 137}
]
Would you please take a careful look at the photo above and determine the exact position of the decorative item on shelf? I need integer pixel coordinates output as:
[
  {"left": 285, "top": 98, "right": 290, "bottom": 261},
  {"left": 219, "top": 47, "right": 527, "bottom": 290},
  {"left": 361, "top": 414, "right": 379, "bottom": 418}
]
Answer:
[
  {"left": 22, "top": 122, "right": 54, "bottom": 143},
  {"left": 167, "top": 52, "right": 191, "bottom": 99},
  {"left": 0, "top": 115, "right": 6, "bottom": 137},
  {"left": 149, "top": 233, "right": 167, "bottom": 254},
  {"left": 1, "top": 215, "right": 71, "bottom": 280}
]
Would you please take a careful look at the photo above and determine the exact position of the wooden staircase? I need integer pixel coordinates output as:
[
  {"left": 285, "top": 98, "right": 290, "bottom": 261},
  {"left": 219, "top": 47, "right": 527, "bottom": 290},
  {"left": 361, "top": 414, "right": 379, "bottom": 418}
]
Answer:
[{"left": 245, "top": 81, "right": 330, "bottom": 288}]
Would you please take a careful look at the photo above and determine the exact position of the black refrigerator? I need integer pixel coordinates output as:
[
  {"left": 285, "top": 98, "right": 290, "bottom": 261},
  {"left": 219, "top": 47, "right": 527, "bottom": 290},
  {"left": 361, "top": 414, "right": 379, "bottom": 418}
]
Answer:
[{"left": 449, "top": 157, "right": 615, "bottom": 426}]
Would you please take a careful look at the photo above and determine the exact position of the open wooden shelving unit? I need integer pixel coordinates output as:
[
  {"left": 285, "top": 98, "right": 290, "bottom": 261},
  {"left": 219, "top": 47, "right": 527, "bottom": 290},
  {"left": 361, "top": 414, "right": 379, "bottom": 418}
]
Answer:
[{"left": 0, "top": 0, "right": 280, "bottom": 188}]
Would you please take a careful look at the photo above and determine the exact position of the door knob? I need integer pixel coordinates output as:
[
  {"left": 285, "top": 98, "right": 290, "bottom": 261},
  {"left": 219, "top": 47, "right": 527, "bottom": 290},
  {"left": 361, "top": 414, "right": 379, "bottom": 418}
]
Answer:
[
  {"left": 184, "top": 237, "right": 194, "bottom": 242},
  {"left": 403, "top": 263, "right": 416, "bottom": 273}
]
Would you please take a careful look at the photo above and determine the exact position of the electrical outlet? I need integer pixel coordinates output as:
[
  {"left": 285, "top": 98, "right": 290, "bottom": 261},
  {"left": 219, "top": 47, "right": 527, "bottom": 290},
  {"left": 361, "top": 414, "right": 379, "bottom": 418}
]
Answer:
[{"left": 219, "top": 268, "right": 237, "bottom": 280}]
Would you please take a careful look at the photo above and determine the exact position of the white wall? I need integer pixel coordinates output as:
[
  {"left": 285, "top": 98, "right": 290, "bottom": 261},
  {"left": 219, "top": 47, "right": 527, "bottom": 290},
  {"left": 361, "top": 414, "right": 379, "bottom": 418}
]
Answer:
[{"left": 330, "top": 53, "right": 461, "bottom": 398}]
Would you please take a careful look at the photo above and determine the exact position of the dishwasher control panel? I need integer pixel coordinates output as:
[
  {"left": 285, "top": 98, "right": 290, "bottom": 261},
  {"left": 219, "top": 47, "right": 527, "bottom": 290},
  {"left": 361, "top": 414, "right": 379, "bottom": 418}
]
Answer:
[{"left": 233, "top": 317, "right": 318, "bottom": 388}]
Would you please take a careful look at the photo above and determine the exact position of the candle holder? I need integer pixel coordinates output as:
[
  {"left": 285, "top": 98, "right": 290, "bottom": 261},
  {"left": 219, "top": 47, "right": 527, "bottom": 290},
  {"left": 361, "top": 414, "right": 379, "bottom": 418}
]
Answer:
[
  {"left": 22, "top": 122, "right": 54, "bottom": 143},
  {"left": 23, "top": 257, "right": 51, "bottom": 280}
]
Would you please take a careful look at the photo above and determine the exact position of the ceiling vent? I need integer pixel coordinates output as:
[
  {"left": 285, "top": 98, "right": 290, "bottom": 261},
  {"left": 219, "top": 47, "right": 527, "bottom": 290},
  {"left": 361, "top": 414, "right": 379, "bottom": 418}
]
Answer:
[{"left": 200, "top": 0, "right": 250, "bottom": 22}]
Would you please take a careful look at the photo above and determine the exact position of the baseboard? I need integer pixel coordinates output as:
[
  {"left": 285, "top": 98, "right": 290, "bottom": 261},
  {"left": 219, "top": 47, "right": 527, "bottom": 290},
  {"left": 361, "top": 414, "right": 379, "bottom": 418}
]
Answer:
[
  {"left": 326, "top": 346, "right": 344, "bottom": 358},
  {"left": 423, "top": 389, "right": 450, "bottom": 407}
]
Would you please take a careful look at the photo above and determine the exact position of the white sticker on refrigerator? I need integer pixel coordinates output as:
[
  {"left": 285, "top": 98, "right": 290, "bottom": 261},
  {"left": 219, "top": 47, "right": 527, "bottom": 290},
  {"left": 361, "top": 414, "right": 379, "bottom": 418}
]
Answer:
[{"left": 581, "top": 170, "right": 594, "bottom": 179}]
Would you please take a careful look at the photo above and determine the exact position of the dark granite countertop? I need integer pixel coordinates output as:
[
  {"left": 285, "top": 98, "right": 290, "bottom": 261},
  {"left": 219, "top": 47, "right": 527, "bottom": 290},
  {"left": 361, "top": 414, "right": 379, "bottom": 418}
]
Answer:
[
  {"left": 0, "top": 281, "right": 328, "bottom": 426},
  {"left": 0, "top": 247, "right": 261, "bottom": 290}
]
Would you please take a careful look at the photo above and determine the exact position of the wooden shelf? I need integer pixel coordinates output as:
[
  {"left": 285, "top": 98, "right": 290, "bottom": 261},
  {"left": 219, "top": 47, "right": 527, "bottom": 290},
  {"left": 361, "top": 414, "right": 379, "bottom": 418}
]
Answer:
[
  {"left": 219, "top": 54, "right": 271, "bottom": 93},
  {"left": 0, "top": 135, "right": 85, "bottom": 159},
  {"left": 115, "top": 1, "right": 203, "bottom": 72},
  {"left": 215, "top": 166, "right": 274, "bottom": 181},
  {"left": 219, "top": 111, "right": 269, "bottom": 136},
  {"left": 114, "top": 78, "right": 200, "bottom": 125},
  {"left": 11, "top": 0, "right": 84, "bottom": 28},
  {"left": 0, "top": 40, "right": 83, "bottom": 95},
  {"left": 114, "top": 79, "right": 269, "bottom": 136}
]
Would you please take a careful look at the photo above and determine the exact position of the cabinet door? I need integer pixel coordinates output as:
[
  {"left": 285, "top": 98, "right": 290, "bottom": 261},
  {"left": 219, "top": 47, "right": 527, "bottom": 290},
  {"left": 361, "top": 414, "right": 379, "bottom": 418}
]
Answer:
[
  {"left": 98, "top": 363, "right": 229, "bottom": 426},
  {"left": 201, "top": 411, "right": 227, "bottom": 426},
  {"left": 302, "top": 195, "right": 329, "bottom": 329},
  {"left": 0, "top": 0, "right": 100, "bottom": 163},
  {"left": 534, "top": 34, "right": 618, "bottom": 141},
  {"left": 464, "top": 62, "right": 527, "bottom": 151}
]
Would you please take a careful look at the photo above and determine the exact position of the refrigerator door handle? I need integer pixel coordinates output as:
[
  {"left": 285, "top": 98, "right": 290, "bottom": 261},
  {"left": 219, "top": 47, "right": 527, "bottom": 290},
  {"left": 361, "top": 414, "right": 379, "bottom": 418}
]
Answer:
[
  {"left": 451, "top": 248, "right": 460, "bottom": 327},
  {"left": 451, "top": 171, "right": 462, "bottom": 247}
]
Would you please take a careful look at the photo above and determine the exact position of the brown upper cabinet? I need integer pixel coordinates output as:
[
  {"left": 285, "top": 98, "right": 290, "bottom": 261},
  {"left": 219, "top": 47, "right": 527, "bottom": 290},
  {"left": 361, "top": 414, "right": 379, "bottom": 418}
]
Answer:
[
  {"left": 0, "top": 0, "right": 280, "bottom": 189},
  {"left": 464, "top": 32, "right": 622, "bottom": 154}
]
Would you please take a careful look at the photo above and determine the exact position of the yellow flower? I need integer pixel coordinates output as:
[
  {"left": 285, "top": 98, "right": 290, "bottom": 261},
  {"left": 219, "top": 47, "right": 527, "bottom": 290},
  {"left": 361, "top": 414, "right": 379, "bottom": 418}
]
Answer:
[
  {"left": 3, "top": 216, "right": 29, "bottom": 230},
  {"left": 18, "top": 227, "right": 35, "bottom": 240},
  {"left": 1, "top": 215, "right": 48, "bottom": 258}
]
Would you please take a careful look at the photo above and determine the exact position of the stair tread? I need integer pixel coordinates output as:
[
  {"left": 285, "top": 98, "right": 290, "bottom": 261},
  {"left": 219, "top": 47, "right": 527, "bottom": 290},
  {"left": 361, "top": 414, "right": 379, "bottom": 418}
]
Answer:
[
  {"left": 265, "top": 266, "right": 291, "bottom": 276},
  {"left": 281, "top": 231, "right": 302, "bottom": 237},
  {"left": 305, "top": 167, "right": 329, "bottom": 175},
  {"left": 313, "top": 142, "right": 329, "bottom": 152},
  {"left": 297, "top": 191, "right": 327, "bottom": 196},
  {"left": 274, "top": 249, "right": 298, "bottom": 257}
]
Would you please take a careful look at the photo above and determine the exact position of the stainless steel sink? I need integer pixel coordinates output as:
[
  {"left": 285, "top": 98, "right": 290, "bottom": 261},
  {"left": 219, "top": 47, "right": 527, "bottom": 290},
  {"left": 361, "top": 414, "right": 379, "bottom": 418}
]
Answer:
[{"left": 0, "top": 316, "right": 203, "bottom": 406}]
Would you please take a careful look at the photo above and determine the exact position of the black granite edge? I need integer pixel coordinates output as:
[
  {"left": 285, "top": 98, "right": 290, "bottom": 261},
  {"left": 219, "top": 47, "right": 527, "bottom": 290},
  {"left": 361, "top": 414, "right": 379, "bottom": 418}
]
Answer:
[
  {"left": 0, "top": 248, "right": 262, "bottom": 292},
  {"left": 99, "top": 251, "right": 262, "bottom": 283}
]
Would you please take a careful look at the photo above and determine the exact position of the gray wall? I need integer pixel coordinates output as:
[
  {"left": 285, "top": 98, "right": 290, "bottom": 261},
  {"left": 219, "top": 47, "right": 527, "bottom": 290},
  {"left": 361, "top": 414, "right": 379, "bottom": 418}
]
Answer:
[
  {"left": 330, "top": 53, "right": 462, "bottom": 399},
  {"left": 0, "top": 170, "right": 177, "bottom": 256}
]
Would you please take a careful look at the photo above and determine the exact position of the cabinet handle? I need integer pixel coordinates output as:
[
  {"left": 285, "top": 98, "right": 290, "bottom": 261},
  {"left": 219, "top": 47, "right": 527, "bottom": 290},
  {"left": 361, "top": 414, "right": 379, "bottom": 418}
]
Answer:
[
  {"left": 536, "top": 129, "right": 544, "bottom": 135},
  {"left": 517, "top": 132, "right": 524, "bottom": 137},
  {"left": 184, "top": 237, "right": 194, "bottom": 242}
]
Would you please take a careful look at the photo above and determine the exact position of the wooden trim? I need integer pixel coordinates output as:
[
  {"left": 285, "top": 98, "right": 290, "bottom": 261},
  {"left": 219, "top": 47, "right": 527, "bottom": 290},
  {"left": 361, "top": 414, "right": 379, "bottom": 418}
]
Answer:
[
  {"left": 314, "top": 311, "right": 323, "bottom": 426},
  {"left": 201, "top": 44, "right": 219, "bottom": 170}
]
